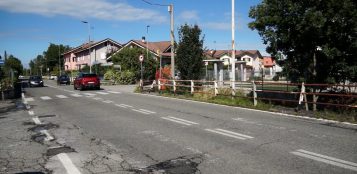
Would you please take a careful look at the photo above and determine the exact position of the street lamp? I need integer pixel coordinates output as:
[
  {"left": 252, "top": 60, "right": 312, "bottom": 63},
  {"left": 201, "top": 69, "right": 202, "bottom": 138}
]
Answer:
[
  {"left": 168, "top": 4, "right": 175, "bottom": 79},
  {"left": 146, "top": 25, "right": 150, "bottom": 60},
  {"left": 82, "top": 21, "right": 91, "bottom": 73}
]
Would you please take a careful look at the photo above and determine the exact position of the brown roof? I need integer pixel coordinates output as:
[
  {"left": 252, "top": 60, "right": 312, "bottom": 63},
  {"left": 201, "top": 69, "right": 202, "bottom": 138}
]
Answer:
[
  {"left": 132, "top": 40, "right": 171, "bottom": 54},
  {"left": 63, "top": 38, "right": 122, "bottom": 55},
  {"left": 204, "top": 50, "right": 262, "bottom": 59}
]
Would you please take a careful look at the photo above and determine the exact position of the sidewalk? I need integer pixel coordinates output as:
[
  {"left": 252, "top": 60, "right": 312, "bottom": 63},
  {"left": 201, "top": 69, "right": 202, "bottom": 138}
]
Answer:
[
  {"left": 0, "top": 100, "right": 49, "bottom": 173},
  {"left": 102, "top": 85, "right": 137, "bottom": 93}
]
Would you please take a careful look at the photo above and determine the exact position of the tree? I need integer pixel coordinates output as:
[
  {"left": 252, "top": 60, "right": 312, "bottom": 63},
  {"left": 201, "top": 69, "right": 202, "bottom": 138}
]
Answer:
[
  {"left": 111, "top": 47, "right": 158, "bottom": 80},
  {"left": 249, "top": 0, "right": 357, "bottom": 84},
  {"left": 44, "top": 43, "right": 71, "bottom": 73},
  {"left": 176, "top": 24, "right": 205, "bottom": 80},
  {"left": 4, "top": 55, "right": 23, "bottom": 77}
]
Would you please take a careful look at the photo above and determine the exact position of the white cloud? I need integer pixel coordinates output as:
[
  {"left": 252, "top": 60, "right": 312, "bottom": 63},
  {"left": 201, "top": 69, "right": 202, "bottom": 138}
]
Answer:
[
  {"left": 179, "top": 10, "right": 199, "bottom": 21},
  {"left": 0, "top": 0, "right": 167, "bottom": 22}
]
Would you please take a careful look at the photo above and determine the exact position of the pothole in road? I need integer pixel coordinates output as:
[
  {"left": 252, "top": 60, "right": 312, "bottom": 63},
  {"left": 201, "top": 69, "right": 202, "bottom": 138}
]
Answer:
[
  {"left": 31, "top": 133, "right": 47, "bottom": 144},
  {"left": 38, "top": 114, "right": 56, "bottom": 118},
  {"left": 46, "top": 146, "right": 76, "bottom": 157},
  {"left": 28, "top": 123, "right": 59, "bottom": 132},
  {"left": 136, "top": 154, "right": 203, "bottom": 174},
  {"left": 23, "top": 121, "right": 36, "bottom": 125}
]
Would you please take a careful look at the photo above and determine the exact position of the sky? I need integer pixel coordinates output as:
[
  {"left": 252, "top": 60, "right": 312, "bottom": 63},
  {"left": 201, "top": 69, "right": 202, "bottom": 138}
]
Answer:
[{"left": 0, "top": 0, "right": 267, "bottom": 68}]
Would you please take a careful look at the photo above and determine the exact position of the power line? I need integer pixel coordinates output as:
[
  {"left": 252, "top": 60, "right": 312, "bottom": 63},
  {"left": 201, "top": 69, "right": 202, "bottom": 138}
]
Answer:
[{"left": 140, "top": 0, "right": 168, "bottom": 6}]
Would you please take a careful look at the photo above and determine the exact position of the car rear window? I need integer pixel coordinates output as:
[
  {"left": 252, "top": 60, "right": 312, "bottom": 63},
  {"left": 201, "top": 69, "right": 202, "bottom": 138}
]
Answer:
[
  {"left": 30, "top": 76, "right": 42, "bottom": 80},
  {"left": 82, "top": 74, "right": 97, "bottom": 77}
]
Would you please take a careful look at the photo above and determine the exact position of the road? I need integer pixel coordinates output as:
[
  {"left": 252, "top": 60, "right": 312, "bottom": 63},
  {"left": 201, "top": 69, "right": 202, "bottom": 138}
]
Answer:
[{"left": 22, "top": 80, "right": 357, "bottom": 174}]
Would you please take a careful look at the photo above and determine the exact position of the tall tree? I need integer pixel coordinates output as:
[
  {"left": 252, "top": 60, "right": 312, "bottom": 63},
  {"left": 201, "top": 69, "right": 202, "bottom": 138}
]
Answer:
[
  {"left": 4, "top": 55, "right": 23, "bottom": 78},
  {"left": 176, "top": 24, "right": 205, "bottom": 80},
  {"left": 249, "top": 0, "right": 357, "bottom": 83},
  {"left": 44, "top": 43, "right": 71, "bottom": 73},
  {"left": 111, "top": 47, "right": 158, "bottom": 80}
]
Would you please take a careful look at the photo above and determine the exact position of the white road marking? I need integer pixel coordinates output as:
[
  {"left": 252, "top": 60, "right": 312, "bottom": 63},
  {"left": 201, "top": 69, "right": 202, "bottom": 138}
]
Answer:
[
  {"left": 28, "top": 110, "right": 34, "bottom": 116},
  {"left": 40, "top": 96, "right": 52, "bottom": 100},
  {"left": 138, "top": 109, "right": 156, "bottom": 114},
  {"left": 96, "top": 91, "right": 109, "bottom": 95},
  {"left": 205, "top": 128, "right": 254, "bottom": 140},
  {"left": 291, "top": 149, "right": 357, "bottom": 172},
  {"left": 93, "top": 97, "right": 103, "bottom": 100},
  {"left": 132, "top": 109, "right": 151, "bottom": 115},
  {"left": 25, "top": 97, "right": 34, "bottom": 102},
  {"left": 70, "top": 94, "right": 82, "bottom": 97},
  {"left": 103, "top": 100, "right": 113, "bottom": 103},
  {"left": 32, "top": 117, "right": 42, "bottom": 125},
  {"left": 107, "top": 91, "right": 121, "bottom": 94},
  {"left": 56, "top": 95, "right": 68, "bottom": 99},
  {"left": 161, "top": 116, "right": 199, "bottom": 126},
  {"left": 119, "top": 104, "right": 133, "bottom": 108},
  {"left": 83, "top": 93, "right": 96, "bottom": 96},
  {"left": 40, "top": 130, "right": 54, "bottom": 141},
  {"left": 57, "top": 153, "right": 82, "bottom": 174},
  {"left": 115, "top": 104, "right": 127, "bottom": 108}
]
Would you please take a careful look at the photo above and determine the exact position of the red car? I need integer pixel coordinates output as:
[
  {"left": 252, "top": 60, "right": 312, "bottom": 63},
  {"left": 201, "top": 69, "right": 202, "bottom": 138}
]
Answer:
[{"left": 74, "top": 73, "right": 100, "bottom": 90}]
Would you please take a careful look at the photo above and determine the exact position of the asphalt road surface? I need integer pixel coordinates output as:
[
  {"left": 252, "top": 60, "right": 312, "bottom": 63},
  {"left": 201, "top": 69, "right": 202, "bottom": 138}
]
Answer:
[{"left": 22, "top": 80, "right": 357, "bottom": 174}]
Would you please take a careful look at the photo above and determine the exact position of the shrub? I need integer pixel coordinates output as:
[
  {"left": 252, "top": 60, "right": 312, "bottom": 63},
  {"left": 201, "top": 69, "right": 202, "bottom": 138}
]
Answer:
[{"left": 117, "top": 70, "right": 136, "bottom": 85}]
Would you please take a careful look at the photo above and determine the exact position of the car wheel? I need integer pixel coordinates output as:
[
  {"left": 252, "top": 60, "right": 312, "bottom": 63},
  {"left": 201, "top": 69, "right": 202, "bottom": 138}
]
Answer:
[
  {"left": 79, "top": 85, "right": 84, "bottom": 91},
  {"left": 74, "top": 85, "right": 77, "bottom": 90},
  {"left": 96, "top": 85, "right": 100, "bottom": 90}
]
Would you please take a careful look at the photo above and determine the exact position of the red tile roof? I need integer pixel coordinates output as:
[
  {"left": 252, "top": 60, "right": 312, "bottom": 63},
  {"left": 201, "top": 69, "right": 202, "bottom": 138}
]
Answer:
[
  {"left": 263, "top": 56, "right": 275, "bottom": 67},
  {"left": 204, "top": 50, "right": 262, "bottom": 59}
]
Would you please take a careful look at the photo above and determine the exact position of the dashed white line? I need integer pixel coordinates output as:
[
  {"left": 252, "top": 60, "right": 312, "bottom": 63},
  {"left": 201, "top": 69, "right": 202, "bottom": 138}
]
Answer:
[
  {"left": 28, "top": 110, "right": 34, "bottom": 116},
  {"left": 92, "top": 97, "right": 103, "bottom": 100},
  {"left": 40, "top": 130, "right": 54, "bottom": 141},
  {"left": 32, "top": 117, "right": 42, "bottom": 125},
  {"left": 25, "top": 97, "right": 34, "bottom": 102},
  {"left": 70, "top": 94, "right": 82, "bottom": 97},
  {"left": 161, "top": 116, "right": 199, "bottom": 126},
  {"left": 96, "top": 91, "right": 109, "bottom": 95},
  {"left": 291, "top": 149, "right": 357, "bottom": 172},
  {"left": 138, "top": 109, "right": 156, "bottom": 114},
  {"left": 107, "top": 91, "right": 121, "bottom": 94},
  {"left": 40, "top": 96, "right": 52, "bottom": 100},
  {"left": 132, "top": 109, "right": 151, "bottom": 115},
  {"left": 56, "top": 95, "right": 68, "bottom": 99},
  {"left": 83, "top": 93, "right": 96, "bottom": 96},
  {"left": 57, "top": 153, "right": 82, "bottom": 174},
  {"left": 102, "top": 100, "right": 113, "bottom": 103},
  {"left": 205, "top": 128, "right": 254, "bottom": 140},
  {"left": 119, "top": 104, "right": 133, "bottom": 108},
  {"left": 115, "top": 104, "right": 128, "bottom": 108}
]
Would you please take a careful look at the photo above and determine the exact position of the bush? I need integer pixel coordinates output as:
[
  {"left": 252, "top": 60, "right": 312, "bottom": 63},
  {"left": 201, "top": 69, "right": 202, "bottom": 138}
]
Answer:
[{"left": 117, "top": 70, "right": 136, "bottom": 85}]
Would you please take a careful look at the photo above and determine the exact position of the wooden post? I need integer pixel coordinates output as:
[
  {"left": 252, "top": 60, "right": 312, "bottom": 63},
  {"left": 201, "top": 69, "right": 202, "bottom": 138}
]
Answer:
[
  {"left": 191, "top": 80, "right": 194, "bottom": 94},
  {"left": 173, "top": 80, "right": 176, "bottom": 94},
  {"left": 253, "top": 81, "right": 257, "bottom": 106},
  {"left": 214, "top": 81, "right": 218, "bottom": 96}
]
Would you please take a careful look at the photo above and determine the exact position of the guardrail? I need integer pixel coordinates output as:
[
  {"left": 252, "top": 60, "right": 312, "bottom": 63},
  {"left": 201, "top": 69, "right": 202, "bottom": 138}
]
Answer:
[{"left": 139, "top": 79, "right": 357, "bottom": 110}]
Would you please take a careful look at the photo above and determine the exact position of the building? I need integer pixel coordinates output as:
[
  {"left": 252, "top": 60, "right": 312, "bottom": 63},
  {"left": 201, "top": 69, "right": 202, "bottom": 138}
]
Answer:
[
  {"left": 262, "top": 56, "right": 282, "bottom": 79},
  {"left": 109, "top": 39, "right": 172, "bottom": 66},
  {"left": 63, "top": 38, "right": 122, "bottom": 71},
  {"left": 204, "top": 50, "right": 264, "bottom": 81}
]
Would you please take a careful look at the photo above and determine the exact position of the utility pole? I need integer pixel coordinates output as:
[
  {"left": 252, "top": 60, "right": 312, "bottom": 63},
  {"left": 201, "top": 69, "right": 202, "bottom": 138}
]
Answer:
[
  {"left": 82, "top": 21, "right": 91, "bottom": 73},
  {"left": 231, "top": 0, "right": 236, "bottom": 95},
  {"left": 58, "top": 46, "right": 61, "bottom": 75},
  {"left": 168, "top": 4, "right": 175, "bottom": 79}
]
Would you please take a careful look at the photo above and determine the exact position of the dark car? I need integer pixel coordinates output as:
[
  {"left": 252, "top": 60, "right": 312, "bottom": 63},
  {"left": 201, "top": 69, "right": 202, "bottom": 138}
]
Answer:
[
  {"left": 73, "top": 73, "right": 100, "bottom": 90},
  {"left": 57, "top": 75, "right": 70, "bottom": 85},
  {"left": 28, "top": 75, "right": 44, "bottom": 87}
]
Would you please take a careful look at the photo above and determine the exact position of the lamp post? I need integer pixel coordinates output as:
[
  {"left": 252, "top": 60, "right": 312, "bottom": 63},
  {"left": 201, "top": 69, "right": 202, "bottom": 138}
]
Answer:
[
  {"left": 146, "top": 25, "right": 150, "bottom": 61},
  {"left": 82, "top": 21, "right": 91, "bottom": 73}
]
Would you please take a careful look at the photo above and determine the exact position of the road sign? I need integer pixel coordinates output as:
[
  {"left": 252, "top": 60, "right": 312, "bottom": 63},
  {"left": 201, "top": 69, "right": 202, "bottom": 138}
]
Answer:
[
  {"left": 139, "top": 55, "right": 144, "bottom": 62},
  {"left": 0, "top": 60, "right": 4, "bottom": 65}
]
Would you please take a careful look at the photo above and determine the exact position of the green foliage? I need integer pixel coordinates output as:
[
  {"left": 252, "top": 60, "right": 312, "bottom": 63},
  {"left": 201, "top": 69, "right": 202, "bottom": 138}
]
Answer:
[
  {"left": 249, "top": 0, "right": 357, "bottom": 83},
  {"left": 111, "top": 47, "right": 158, "bottom": 80},
  {"left": 3, "top": 55, "right": 23, "bottom": 79},
  {"left": 104, "top": 69, "right": 116, "bottom": 80},
  {"left": 176, "top": 24, "right": 205, "bottom": 80},
  {"left": 117, "top": 70, "right": 136, "bottom": 85}
]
